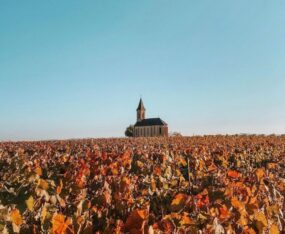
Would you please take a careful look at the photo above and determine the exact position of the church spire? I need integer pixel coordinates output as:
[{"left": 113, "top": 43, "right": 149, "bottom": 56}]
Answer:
[
  {"left": 136, "top": 98, "right": 146, "bottom": 121},
  {"left": 137, "top": 98, "right": 145, "bottom": 111}
]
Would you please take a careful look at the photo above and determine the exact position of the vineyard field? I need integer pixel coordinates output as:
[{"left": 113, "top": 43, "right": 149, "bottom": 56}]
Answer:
[{"left": 0, "top": 135, "right": 284, "bottom": 233}]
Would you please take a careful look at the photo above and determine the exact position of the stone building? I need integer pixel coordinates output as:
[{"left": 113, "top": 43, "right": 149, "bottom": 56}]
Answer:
[{"left": 133, "top": 98, "right": 168, "bottom": 137}]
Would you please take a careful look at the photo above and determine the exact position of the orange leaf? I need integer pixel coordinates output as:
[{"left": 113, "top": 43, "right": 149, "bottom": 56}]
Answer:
[
  {"left": 196, "top": 195, "right": 209, "bottom": 208},
  {"left": 207, "top": 163, "right": 217, "bottom": 172},
  {"left": 103, "top": 190, "right": 112, "bottom": 205},
  {"left": 56, "top": 179, "right": 63, "bottom": 194},
  {"left": 231, "top": 197, "right": 242, "bottom": 209},
  {"left": 180, "top": 213, "right": 194, "bottom": 226},
  {"left": 254, "top": 211, "right": 268, "bottom": 233},
  {"left": 237, "top": 214, "right": 249, "bottom": 227},
  {"left": 243, "top": 227, "right": 256, "bottom": 234},
  {"left": 227, "top": 170, "right": 240, "bottom": 179},
  {"left": 267, "top": 163, "right": 277, "bottom": 170},
  {"left": 38, "top": 179, "right": 49, "bottom": 190},
  {"left": 153, "top": 166, "right": 161, "bottom": 176},
  {"left": 101, "top": 152, "right": 108, "bottom": 161},
  {"left": 255, "top": 168, "right": 265, "bottom": 182},
  {"left": 171, "top": 193, "right": 188, "bottom": 211},
  {"left": 10, "top": 209, "right": 23, "bottom": 226},
  {"left": 195, "top": 190, "right": 209, "bottom": 208},
  {"left": 121, "top": 176, "right": 131, "bottom": 187},
  {"left": 122, "top": 155, "right": 132, "bottom": 169},
  {"left": 219, "top": 205, "right": 231, "bottom": 220},
  {"left": 35, "top": 167, "right": 42, "bottom": 176},
  {"left": 52, "top": 213, "right": 72, "bottom": 234},
  {"left": 179, "top": 158, "right": 187, "bottom": 167}
]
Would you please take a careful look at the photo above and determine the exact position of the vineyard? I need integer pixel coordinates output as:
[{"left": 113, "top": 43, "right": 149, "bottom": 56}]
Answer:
[{"left": 0, "top": 135, "right": 284, "bottom": 233}]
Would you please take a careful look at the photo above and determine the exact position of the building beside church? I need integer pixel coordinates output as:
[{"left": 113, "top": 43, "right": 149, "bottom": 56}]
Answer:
[{"left": 133, "top": 98, "right": 168, "bottom": 137}]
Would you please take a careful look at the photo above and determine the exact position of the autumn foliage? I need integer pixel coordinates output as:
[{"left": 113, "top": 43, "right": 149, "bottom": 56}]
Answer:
[{"left": 0, "top": 135, "right": 284, "bottom": 233}]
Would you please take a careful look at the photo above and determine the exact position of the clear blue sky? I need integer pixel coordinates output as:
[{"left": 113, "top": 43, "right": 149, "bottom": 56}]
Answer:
[{"left": 1, "top": 1, "right": 285, "bottom": 140}]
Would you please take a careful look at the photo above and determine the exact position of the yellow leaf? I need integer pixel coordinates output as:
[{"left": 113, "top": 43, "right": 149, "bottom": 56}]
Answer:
[
  {"left": 41, "top": 205, "right": 47, "bottom": 222},
  {"left": 39, "top": 179, "right": 49, "bottom": 190},
  {"left": 269, "top": 223, "right": 279, "bottom": 234},
  {"left": 137, "top": 161, "right": 144, "bottom": 168},
  {"left": 255, "top": 211, "right": 267, "bottom": 226},
  {"left": 112, "top": 168, "right": 119, "bottom": 175},
  {"left": 10, "top": 209, "right": 23, "bottom": 226},
  {"left": 25, "top": 196, "right": 34, "bottom": 211},
  {"left": 254, "top": 211, "right": 268, "bottom": 233},
  {"left": 255, "top": 168, "right": 265, "bottom": 182}
]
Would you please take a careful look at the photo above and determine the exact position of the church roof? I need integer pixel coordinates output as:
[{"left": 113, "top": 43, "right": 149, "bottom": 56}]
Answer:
[
  {"left": 134, "top": 118, "right": 167, "bottom": 127},
  {"left": 136, "top": 98, "right": 145, "bottom": 110}
]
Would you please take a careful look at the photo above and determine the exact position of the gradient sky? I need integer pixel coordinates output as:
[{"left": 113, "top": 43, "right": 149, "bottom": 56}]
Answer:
[{"left": 1, "top": 1, "right": 285, "bottom": 141}]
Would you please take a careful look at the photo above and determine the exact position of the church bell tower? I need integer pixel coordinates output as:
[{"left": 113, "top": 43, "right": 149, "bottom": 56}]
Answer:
[{"left": 136, "top": 98, "right": 145, "bottom": 122}]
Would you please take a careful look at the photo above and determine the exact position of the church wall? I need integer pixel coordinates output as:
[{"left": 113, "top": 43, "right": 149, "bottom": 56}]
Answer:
[{"left": 134, "top": 125, "right": 168, "bottom": 137}]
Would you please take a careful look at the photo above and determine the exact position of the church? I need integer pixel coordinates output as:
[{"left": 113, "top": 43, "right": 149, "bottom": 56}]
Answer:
[{"left": 133, "top": 98, "right": 168, "bottom": 137}]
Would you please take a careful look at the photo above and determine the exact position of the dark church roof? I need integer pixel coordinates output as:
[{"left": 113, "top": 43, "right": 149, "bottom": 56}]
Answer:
[
  {"left": 134, "top": 118, "right": 167, "bottom": 127},
  {"left": 136, "top": 98, "right": 145, "bottom": 111}
]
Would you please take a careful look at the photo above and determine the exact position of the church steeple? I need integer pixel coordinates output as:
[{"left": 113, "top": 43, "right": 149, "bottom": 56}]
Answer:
[{"left": 136, "top": 98, "right": 145, "bottom": 121}]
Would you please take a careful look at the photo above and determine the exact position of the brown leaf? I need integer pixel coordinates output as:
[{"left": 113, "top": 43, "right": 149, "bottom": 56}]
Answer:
[{"left": 124, "top": 209, "right": 149, "bottom": 233}]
